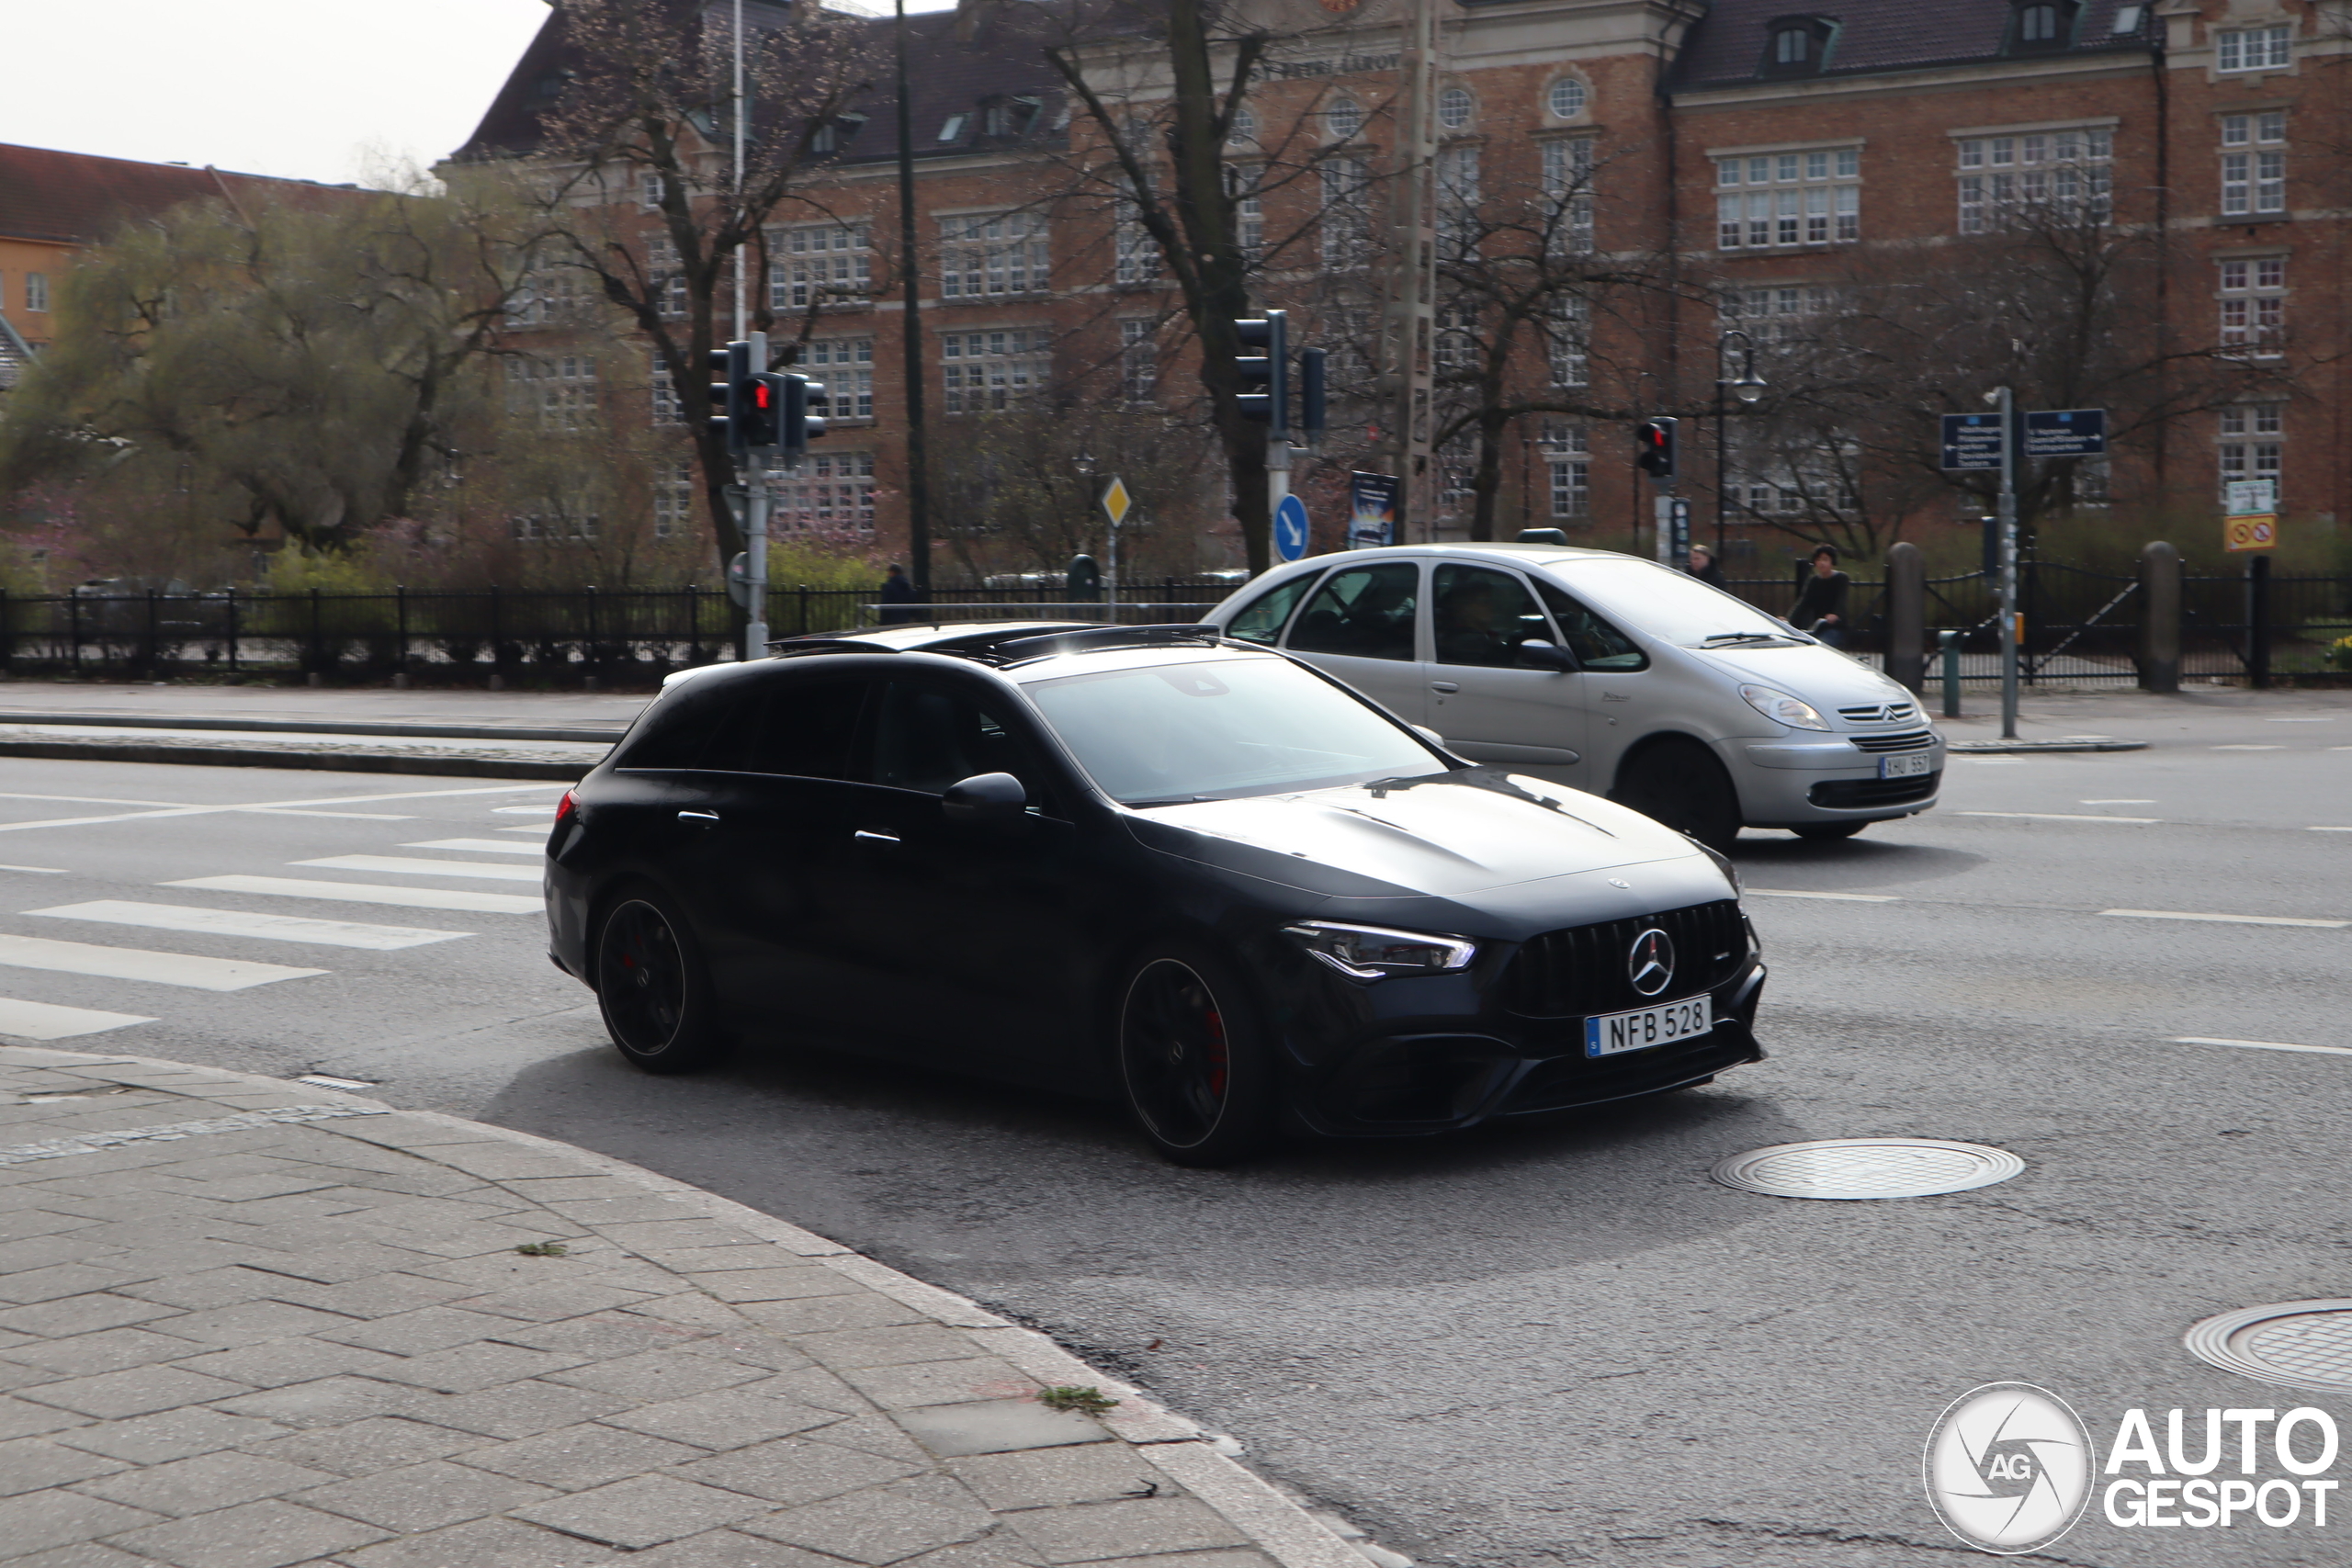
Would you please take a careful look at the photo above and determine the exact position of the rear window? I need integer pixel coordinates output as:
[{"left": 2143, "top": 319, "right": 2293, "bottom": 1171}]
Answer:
[
  {"left": 611, "top": 677, "right": 744, "bottom": 770},
  {"left": 615, "top": 673, "right": 866, "bottom": 778}
]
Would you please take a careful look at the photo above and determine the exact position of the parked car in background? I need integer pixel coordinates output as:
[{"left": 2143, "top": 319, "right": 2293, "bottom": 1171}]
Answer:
[{"left": 1202, "top": 544, "right": 1942, "bottom": 849}]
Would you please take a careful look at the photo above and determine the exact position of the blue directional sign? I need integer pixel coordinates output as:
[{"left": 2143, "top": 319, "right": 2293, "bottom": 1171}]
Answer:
[
  {"left": 1273, "top": 492, "right": 1311, "bottom": 562},
  {"left": 1940, "top": 412, "right": 2006, "bottom": 472},
  {"left": 2023, "top": 408, "right": 2107, "bottom": 457}
]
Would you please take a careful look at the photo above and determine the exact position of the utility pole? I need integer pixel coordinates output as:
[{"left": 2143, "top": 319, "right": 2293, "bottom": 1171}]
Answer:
[
  {"left": 745, "top": 331, "right": 771, "bottom": 655},
  {"left": 1381, "top": 0, "right": 1441, "bottom": 540},
  {"left": 1995, "top": 384, "right": 2019, "bottom": 740},
  {"left": 894, "top": 0, "right": 933, "bottom": 599},
  {"left": 730, "top": 0, "right": 746, "bottom": 340}
]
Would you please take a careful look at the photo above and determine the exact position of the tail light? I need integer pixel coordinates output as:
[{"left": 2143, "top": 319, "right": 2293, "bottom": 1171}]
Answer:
[{"left": 555, "top": 788, "right": 578, "bottom": 828}]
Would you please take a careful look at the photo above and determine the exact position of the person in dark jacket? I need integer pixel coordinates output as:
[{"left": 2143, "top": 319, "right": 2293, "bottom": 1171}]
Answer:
[
  {"left": 1685, "top": 545, "right": 1726, "bottom": 589},
  {"left": 1790, "top": 546, "right": 1849, "bottom": 647},
  {"left": 878, "top": 564, "right": 918, "bottom": 625}
]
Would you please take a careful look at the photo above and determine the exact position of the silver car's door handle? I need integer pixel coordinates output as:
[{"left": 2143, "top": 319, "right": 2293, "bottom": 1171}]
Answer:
[
  {"left": 676, "top": 809, "right": 720, "bottom": 828},
  {"left": 1430, "top": 681, "right": 1461, "bottom": 694},
  {"left": 854, "top": 829, "right": 901, "bottom": 847}
]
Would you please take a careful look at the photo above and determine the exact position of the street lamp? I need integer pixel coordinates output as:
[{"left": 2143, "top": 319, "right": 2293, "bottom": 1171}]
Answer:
[{"left": 1715, "top": 330, "right": 1767, "bottom": 560}]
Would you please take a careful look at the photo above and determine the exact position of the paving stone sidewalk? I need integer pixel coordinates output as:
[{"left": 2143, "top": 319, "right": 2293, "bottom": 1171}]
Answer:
[{"left": 0, "top": 1046, "right": 1382, "bottom": 1568}]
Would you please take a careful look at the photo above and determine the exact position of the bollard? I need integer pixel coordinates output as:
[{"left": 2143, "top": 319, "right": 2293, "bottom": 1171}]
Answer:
[
  {"left": 1885, "top": 542, "right": 1926, "bottom": 694},
  {"left": 2139, "top": 541, "right": 2180, "bottom": 693},
  {"left": 1939, "top": 629, "right": 1962, "bottom": 718}
]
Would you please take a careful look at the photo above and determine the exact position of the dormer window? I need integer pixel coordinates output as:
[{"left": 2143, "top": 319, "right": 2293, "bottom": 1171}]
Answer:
[
  {"left": 937, "top": 114, "right": 967, "bottom": 143},
  {"left": 2011, "top": 1, "right": 2077, "bottom": 51},
  {"left": 1760, "top": 17, "right": 1838, "bottom": 76}
]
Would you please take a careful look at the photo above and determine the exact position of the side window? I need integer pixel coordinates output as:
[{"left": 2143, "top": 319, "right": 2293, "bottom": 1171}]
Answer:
[
  {"left": 741, "top": 678, "right": 866, "bottom": 778},
  {"left": 611, "top": 677, "right": 746, "bottom": 769},
  {"left": 1226, "top": 571, "right": 1321, "bottom": 646},
  {"left": 1532, "top": 580, "right": 1649, "bottom": 671},
  {"left": 1431, "top": 565, "right": 1559, "bottom": 670},
  {"left": 1284, "top": 562, "right": 1419, "bottom": 662},
  {"left": 869, "top": 680, "right": 1046, "bottom": 800}
]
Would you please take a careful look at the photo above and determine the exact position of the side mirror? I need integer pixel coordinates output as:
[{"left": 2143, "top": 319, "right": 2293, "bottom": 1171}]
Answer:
[
  {"left": 943, "top": 772, "right": 1028, "bottom": 823},
  {"left": 1518, "top": 639, "right": 1577, "bottom": 672}
]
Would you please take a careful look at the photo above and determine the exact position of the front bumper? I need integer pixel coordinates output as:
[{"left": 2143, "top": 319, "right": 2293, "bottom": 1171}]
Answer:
[{"left": 1728, "top": 734, "right": 1945, "bottom": 827}]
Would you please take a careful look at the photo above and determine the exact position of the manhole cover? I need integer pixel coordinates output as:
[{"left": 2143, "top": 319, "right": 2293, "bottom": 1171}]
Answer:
[
  {"left": 1711, "top": 1138, "right": 2025, "bottom": 1200},
  {"left": 2185, "top": 1301, "right": 2352, "bottom": 1392}
]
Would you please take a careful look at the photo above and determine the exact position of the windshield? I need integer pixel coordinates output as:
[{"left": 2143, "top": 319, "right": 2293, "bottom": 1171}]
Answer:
[
  {"left": 1023, "top": 657, "right": 1447, "bottom": 806},
  {"left": 1550, "top": 558, "right": 1804, "bottom": 648}
]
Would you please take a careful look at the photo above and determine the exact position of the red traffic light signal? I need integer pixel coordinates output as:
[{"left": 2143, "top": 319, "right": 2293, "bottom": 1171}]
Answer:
[{"left": 1634, "top": 417, "right": 1679, "bottom": 482}]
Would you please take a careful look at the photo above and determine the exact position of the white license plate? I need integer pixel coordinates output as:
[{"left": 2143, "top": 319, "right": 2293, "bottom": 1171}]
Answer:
[
  {"left": 1879, "top": 751, "right": 1934, "bottom": 780},
  {"left": 1585, "top": 994, "right": 1713, "bottom": 1058}
]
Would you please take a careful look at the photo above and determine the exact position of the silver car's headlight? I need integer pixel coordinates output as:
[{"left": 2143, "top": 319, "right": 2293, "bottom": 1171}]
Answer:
[
  {"left": 1282, "top": 922, "right": 1476, "bottom": 980},
  {"left": 1739, "top": 683, "right": 1831, "bottom": 731}
]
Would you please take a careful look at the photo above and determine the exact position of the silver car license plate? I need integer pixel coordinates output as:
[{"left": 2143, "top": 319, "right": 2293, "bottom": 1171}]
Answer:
[
  {"left": 1879, "top": 751, "right": 1933, "bottom": 780},
  {"left": 1585, "top": 995, "right": 1713, "bottom": 1057}
]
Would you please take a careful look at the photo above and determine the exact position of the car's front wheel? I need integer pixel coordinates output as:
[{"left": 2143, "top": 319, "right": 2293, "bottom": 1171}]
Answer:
[
  {"left": 1116, "top": 946, "right": 1277, "bottom": 1167},
  {"left": 594, "top": 889, "right": 728, "bottom": 1074},
  {"left": 1614, "top": 738, "right": 1742, "bottom": 853}
]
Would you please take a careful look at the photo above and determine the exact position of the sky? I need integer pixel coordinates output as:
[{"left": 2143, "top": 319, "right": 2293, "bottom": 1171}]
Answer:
[{"left": 3, "top": 0, "right": 956, "bottom": 189}]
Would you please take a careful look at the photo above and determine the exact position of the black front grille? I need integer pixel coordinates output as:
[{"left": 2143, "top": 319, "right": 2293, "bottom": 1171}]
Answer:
[
  {"left": 1809, "top": 772, "right": 1939, "bottom": 808},
  {"left": 1505, "top": 1026, "right": 1758, "bottom": 1114},
  {"left": 1849, "top": 728, "right": 1936, "bottom": 754},
  {"left": 1498, "top": 900, "right": 1747, "bottom": 1020}
]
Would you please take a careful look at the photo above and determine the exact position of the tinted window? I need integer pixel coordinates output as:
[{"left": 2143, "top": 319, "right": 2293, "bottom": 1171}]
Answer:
[
  {"left": 1531, "top": 580, "right": 1649, "bottom": 671},
  {"left": 611, "top": 676, "right": 747, "bottom": 770},
  {"left": 1226, "top": 571, "right": 1320, "bottom": 646},
  {"left": 1285, "top": 563, "right": 1419, "bottom": 661},
  {"left": 1431, "top": 566, "right": 1559, "bottom": 670},
  {"left": 869, "top": 680, "right": 1041, "bottom": 797},
  {"left": 741, "top": 678, "right": 866, "bottom": 778}
]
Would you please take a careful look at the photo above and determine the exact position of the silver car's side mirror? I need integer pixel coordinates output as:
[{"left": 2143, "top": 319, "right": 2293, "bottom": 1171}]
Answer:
[
  {"left": 1518, "top": 640, "right": 1577, "bottom": 672},
  {"left": 943, "top": 772, "right": 1028, "bottom": 822}
]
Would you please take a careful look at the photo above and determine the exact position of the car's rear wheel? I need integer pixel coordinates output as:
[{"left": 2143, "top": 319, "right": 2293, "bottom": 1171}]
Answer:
[
  {"left": 1116, "top": 947, "right": 1277, "bottom": 1167},
  {"left": 1793, "top": 819, "right": 1868, "bottom": 840},
  {"left": 594, "top": 889, "right": 727, "bottom": 1073},
  {"left": 1614, "top": 739, "right": 1741, "bottom": 853}
]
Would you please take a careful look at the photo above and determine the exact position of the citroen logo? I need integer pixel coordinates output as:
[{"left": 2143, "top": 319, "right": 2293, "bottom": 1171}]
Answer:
[{"left": 1627, "top": 928, "right": 1675, "bottom": 997}]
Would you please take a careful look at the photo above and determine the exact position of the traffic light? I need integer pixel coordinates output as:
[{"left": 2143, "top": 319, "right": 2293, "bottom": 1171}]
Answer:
[
  {"left": 781, "top": 373, "right": 827, "bottom": 456},
  {"left": 1634, "top": 417, "right": 1679, "bottom": 483},
  {"left": 1298, "top": 346, "right": 1327, "bottom": 447},
  {"left": 742, "top": 371, "right": 783, "bottom": 451},
  {"left": 1234, "top": 310, "right": 1287, "bottom": 435},
  {"left": 708, "top": 339, "right": 752, "bottom": 454}
]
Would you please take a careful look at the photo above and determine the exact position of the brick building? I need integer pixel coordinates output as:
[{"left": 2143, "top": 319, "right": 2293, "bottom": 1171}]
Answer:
[{"left": 466, "top": 0, "right": 2347, "bottom": 570}]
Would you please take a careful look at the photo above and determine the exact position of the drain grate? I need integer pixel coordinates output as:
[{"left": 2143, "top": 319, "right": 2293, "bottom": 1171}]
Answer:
[
  {"left": 1711, "top": 1138, "right": 2025, "bottom": 1200},
  {"left": 296, "top": 1075, "right": 377, "bottom": 1091},
  {"left": 2185, "top": 1301, "right": 2352, "bottom": 1393}
]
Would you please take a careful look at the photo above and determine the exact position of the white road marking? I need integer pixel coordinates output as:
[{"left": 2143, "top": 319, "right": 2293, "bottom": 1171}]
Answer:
[
  {"left": 2265, "top": 716, "right": 2338, "bottom": 723},
  {"left": 292, "top": 855, "right": 541, "bottom": 884},
  {"left": 295, "top": 1074, "right": 377, "bottom": 1090},
  {"left": 1962, "top": 811, "right": 2160, "bottom": 824},
  {"left": 496, "top": 826, "right": 548, "bottom": 834},
  {"left": 0, "top": 864, "right": 66, "bottom": 874},
  {"left": 27, "top": 901, "right": 467, "bottom": 951},
  {"left": 2081, "top": 799, "right": 2155, "bottom": 805},
  {"left": 401, "top": 839, "right": 545, "bottom": 856},
  {"left": 2169, "top": 1037, "right": 2352, "bottom": 1057},
  {"left": 492, "top": 804, "right": 565, "bottom": 815},
  {"left": 2102, "top": 908, "right": 2347, "bottom": 929},
  {"left": 2212, "top": 744, "right": 2285, "bottom": 751},
  {"left": 0, "top": 934, "right": 322, "bottom": 991},
  {"left": 0, "top": 791, "right": 410, "bottom": 820},
  {"left": 1745, "top": 889, "right": 1901, "bottom": 903},
  {"left": 0, "top": 997, "right": 155, "bottom": 1040},
  {"left": 0, "top": 783, "right": 554, "bottom": 838},
  {"left": 164, "top": 876, "right": 542, "bottom": 914},
  {"left": 2310, "top": 827, "right": 2352, "bottom": 833},
  {"left": 1951, "top": 757, "right": 2024, "bottom": 765}
]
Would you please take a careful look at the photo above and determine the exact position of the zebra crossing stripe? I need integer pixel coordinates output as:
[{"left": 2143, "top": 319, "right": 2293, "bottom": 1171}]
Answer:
[
  {"left": 292, "top": 855, "right": 541, "bottom": 885},
  {"left": 0, "top": 933, "right": 322, "bottom": 992},
  {"left": 164, "top": 876, "right": 542, "bottom": 914},
  {"left": 0, "top": 997, "right": 156, "bottom": 1041},
  {"left": 26, "top": 901, "right": 467, "bottom": 951}
]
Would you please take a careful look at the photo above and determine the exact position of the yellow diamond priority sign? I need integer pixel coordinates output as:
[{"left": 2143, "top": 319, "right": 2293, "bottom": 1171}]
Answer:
[{"left": 1100, "top": 476, "right": 1132, "bottom": 527}]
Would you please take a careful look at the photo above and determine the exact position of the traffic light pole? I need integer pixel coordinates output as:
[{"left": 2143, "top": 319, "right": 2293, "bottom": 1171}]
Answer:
[
  {"left": 1996, "top": 384, "right": 2019, "bottom": 740},
  {"left": 744, "top": 332, "right": 769, "bottom": 657}
]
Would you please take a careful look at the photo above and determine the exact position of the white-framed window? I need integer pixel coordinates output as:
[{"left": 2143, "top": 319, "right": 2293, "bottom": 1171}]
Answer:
[
  {"left": 1546, "top": 296, "right": 1589, "bottom": 389},
  {"left": 940, "top": 211, "right": 1049, "bottom": 299},
  {"left": 1540, "top": 423, "right": 1589, "bottom": 519},
  {"left": 1438, "top": 145, "right": 1480, "bottom": 252},
  {"left": 1542, "top": 140, "right": 1595, "bottom": 254},
  {"left": 514, "top": 508, "right": 599, "bottom": 543},
  {"left": 941, "top": 327, "right": 1049, "bottom": 413},
  {"left": 2219, "top": 116, "right": 2287, "bottom": 217},
  {"left": 1227, "top": 104, "right": 1257, "bottom": 145},
  {"left": 653, "top": 459, "right": 695, "bottom": 539},
  {"left": 24, "top": 273, "right": 48, "bottom": 313},
  {"left": 506, "top": 355, "right": 599, "bottom": 430},
  {"left": 2219, "top": 256, "right": 2285, "bottom": 357},
  {"left": 1546, "top": 78, "right": 1588, "bottom": 119},
  {"left": 1227, "top": 164, "right": 1264, "bottom": 265},
  {"left": 2216, "top": 25, "right": 2291, "bottom": 73},
  {"left": 800, "top": 337, "right": 874, "bottom": 421},
  {"left": 640, "top": 172, "right": 663, "bottom": 211},
  {"left": 1115, "top": 195, "right": 1159, "bottom": 286},
  {"left": 1320, "top": 157, "right": 1374, "bottom": 269},
  {"left": 771, "top": 223, "right": 872, "bottom": 310},
  {"left": 1438, "top": 86, "right": 1474, "bottom": 130},
  {"left": 1434, "top": 299, "right": 1478, "bottom": 371},
  {"left": 1720, "top": 283, "right": 1835, "bottom": 344},
  {"left": 1326, "top": 96, "right": 1363, "bottom": 141},
  {"left": 1717, "top": 146, "right": 1860, "bottom": 249},
  {"left": 646, "top": 236, "right": 688, "bottom": 320},
  {"left": 768, "top": 450, "right": 876, "bottom": 532},
  {"left": 1437, "top": 437, "right": 1476, "bottom": 515},
  {"left": 1956, "top": 127, "right": 2112, "bottom": 231},
  {"left": 650, "top": 354, "right": 683, "bottom": 424},
  {"left": 1120, "top": 319, "right": 1158, "bottom": 401},
  {"left": 2217, "top": 406, "right": 2282, "bottom": 501}
]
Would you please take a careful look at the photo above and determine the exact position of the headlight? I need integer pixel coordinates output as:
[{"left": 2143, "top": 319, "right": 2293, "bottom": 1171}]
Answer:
[
  {"left": 1281, "top": 922, "right": 1476, "bottom": 980},
  {"left": 1738, "top": 683, "right": 1830, "bottom": 731}
]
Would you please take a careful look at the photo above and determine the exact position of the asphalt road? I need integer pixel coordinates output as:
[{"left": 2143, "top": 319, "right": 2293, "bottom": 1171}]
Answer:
[{"left": 0, "top": 686, "right": 2347, "bottom": 1567}]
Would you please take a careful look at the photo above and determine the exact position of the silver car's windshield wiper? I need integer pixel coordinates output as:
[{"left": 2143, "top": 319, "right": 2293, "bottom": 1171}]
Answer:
[{"left": 1698, "top": 632, "right": 1789, "bottom": 647}]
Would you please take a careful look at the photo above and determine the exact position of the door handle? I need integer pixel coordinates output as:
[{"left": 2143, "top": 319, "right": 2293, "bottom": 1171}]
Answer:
[
  {"left": 854, "top": 829, "right": 901, "bottom": 847},
  {"left": 676, "top": 809, "right": 720, "bottom": 828},
  {"left": 1430, "top": 681, "right": 1461, "bottom": 694}
]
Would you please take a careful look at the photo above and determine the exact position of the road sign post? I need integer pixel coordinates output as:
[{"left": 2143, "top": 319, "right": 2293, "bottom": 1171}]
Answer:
[
  {"left": 1273, "top": 494, "right": 1310, "bottom": 563},
  {"left": 1099, "top": 476, "right": 1132, "bottom": 612},
  {"left": 2224, "top": 479, "right": 2278, "bottom": 552},
  {"left": 1995, "top": 389, "right": 2019, "bottom": 741}
]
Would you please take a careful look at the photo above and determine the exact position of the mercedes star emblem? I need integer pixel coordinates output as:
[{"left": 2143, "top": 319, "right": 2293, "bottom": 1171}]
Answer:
[{"left": 1627, "top": 928, "right": 1675, "bottom": 997}]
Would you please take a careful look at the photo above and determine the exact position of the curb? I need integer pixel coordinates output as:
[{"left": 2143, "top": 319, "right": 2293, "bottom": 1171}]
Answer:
[
  {"left": 0, "top": 711, "right": 632, "bottom": 743},
  {"left": 0, "top": 1044, "right": 1389, "bottom": 1568},
  {"left": 1946, "top": 739, "right": 2151, "bottom": 754},
  {"left": 0, "top": 738, "right": 594, "bottom": 780}
]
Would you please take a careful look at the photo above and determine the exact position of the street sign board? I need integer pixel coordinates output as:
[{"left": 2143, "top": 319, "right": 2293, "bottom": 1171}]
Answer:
[
  {"left": 2224, "top": 479, "right": 2278, "bottom": 551},
  {"left": 2023, "top": 408, "right": 2108, "bottom": 457},
  {"left": 1349, "top": 472, "right": 1398, "bottom": 549},
  {"left": 1939, "top": 412, "right": 2005, "bottom": 471},
  {"left": 1272, "top": 494, "right": 1310, "bottom": 562},
  {"left": 1100, "top": 476, "right": 1132, "bottom": 527},
  {"left": 1668, "top": 497, "right": 1690, "bottom": 567}
]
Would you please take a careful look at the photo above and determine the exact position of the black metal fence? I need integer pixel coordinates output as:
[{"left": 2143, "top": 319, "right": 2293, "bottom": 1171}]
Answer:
[{"left": 0, "top": 581, "right": 1238, "bottom": 684}]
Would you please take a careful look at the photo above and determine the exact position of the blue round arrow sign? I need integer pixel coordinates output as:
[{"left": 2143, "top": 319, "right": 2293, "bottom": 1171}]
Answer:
[{"left": 1273, "top": 493, "right": 1310, "bottom": 562}]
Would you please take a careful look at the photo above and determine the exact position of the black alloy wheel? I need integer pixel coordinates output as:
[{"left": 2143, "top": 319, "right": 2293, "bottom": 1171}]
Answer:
[
  {"left": 1117, "top": 948, "right": 1276, "bottom": 1167},
  {"left": 1614, "top": 738, "right": 1743, "bottom": 854},
  {"left": 594, "top": 891, "right": 726, "bottom": 1073},
  {"left": 1793, "top": 819, "right": 1869, "bottom": 840}
]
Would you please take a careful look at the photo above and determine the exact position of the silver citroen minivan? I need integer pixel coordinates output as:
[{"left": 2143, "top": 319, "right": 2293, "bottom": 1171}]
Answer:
[{"left": 1200, "top": 543, "right": 1942, "bottom": 850}]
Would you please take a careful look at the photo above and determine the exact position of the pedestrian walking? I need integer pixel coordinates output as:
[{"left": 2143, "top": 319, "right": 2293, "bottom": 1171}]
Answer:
[
  {"left": 879, "top": 563, "right": 918, "bottom": 626},
  {"left": 1790, "top": 545, "right": 1849, "bottom": 648},
  {"left": 1686, "top": 544, "right": 1726, "bottom": 589}
]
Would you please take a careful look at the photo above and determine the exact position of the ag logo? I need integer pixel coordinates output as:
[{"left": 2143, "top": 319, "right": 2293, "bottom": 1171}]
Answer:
[{"left": 1924, "top": 1383, "right": 2096, "bottom": 1554}]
